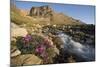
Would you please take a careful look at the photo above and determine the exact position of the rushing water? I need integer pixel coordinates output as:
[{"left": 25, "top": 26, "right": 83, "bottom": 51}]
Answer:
[{"left": 57, "top": 33, "right": 95, "bottom": 61}]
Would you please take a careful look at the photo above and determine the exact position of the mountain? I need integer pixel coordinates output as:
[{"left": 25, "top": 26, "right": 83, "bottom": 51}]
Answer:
[
  {"left": 29, "top": 5, "right": 85, "bottom": 25},
  {"left": 11, "top": 5, "right": 85, "bottom": 26}
]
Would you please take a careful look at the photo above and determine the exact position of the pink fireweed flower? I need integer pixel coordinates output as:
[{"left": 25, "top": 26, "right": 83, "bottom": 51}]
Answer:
[
  {"left": 35, "top": 45, "right": 45, "bottom": 54},
  {"left": 23, "top": 34, "right": 32, "bottom": 42},
  {"left": 21, "top": 34, "right": 32, "bottom": 47}
]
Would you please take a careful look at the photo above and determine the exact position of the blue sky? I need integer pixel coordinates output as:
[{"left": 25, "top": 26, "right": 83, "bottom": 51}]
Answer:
[{"left": 15, "top": 1, "right": 95, "bottom": 24}]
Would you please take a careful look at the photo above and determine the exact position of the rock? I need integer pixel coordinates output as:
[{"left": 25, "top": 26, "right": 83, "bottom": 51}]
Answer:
[
  {"left": 11, "top": 22, "right": 28, "bottom": 37},
  {"left": 11, "top": 49, "right": 21, "bottom": 57},
  {"left": 30, "top": 5, "right": 53, "bottom": 18},
  {"left": 53, "top": 37, "right": 64, "bottom": 49},
  {"left": 67, "top": 56, "right": 75, "bottom": 63},
  {"left": 53, "top": 24, "right": 56, "bottom": 27},
  {"left": 11, "top": 23, "right": 19, "bottom": 28},
  {"left": 22, "top": 54, "right": 42, "bottom": 65},
  {"left": 53, "top": 46, "right": 59, "bottom": 55},
  {"left": 11, "top": 28, "right": 28, "bottom": 37},
  {"left": 11, "top": 54, "right": 42, "bottom": 66}
]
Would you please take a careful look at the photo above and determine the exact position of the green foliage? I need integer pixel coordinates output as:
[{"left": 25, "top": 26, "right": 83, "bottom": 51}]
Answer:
[{"left": 15, "top": 34, "right": 56, "bottom": 64}]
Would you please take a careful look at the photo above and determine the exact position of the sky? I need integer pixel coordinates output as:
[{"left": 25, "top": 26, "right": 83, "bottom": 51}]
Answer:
[{"left": 15, "top": 1, "right": 95, "bottom": 24}]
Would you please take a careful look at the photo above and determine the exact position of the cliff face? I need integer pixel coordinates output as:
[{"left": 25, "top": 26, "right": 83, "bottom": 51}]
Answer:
[{"left": 30, "top": 5, "right": 53, "bottom": 18}]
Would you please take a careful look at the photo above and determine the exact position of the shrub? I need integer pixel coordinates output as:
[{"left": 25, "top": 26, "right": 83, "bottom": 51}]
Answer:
[{"left": 16, "top": 34, "right": 56, "bottom": 63}]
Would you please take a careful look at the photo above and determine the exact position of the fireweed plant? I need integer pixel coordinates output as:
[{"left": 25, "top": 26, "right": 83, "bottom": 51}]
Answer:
[{"left": 16, "top": 34, "right": 56, "bottom": 63}]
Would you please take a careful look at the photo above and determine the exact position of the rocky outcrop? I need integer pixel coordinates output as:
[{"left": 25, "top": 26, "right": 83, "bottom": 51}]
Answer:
[
  {"left": 30, "top": 5, "right": 53, "bottom": 18},
  {"left": 11, "top": 28, "right": 28, "bottom": 37},
  {"left": 11, "top": 23, "right": 28, "bottom": 37}
]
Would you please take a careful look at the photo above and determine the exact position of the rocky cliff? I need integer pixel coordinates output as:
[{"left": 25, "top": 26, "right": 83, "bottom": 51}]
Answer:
[{"left": 30, "top": 5, "right": 53, "bottom": 18}]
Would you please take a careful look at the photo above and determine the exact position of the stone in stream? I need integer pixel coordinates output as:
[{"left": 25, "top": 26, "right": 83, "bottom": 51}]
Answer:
[{"left": 53, "top": 36, "right": 64, "bottom": 49}]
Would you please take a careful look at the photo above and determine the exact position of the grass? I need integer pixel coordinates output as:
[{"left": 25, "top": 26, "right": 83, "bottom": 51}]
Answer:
[
  {"left": 10, "top": 5, "right": 39, "bottom": 27},
  {"left": 11, "top": 11, "right": 35, "bottom": 26}
]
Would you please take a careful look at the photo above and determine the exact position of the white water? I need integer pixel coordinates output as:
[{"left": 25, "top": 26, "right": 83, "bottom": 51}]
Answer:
[{"left": 58, "top": 33, "right": 95, "bottom": 61}]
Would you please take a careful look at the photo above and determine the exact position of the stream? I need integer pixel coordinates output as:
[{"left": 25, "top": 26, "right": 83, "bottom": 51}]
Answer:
[{"left": 54, "top": 32, "right": 95, "bottom": 63}]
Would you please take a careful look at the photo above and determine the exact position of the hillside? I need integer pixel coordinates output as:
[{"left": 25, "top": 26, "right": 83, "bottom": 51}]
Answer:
[
  {"left": 51, "top": 12, "right": 84, "bottom": 25},
  {"left": 11, "top": 5, "right": 85, "bottom": 27}
]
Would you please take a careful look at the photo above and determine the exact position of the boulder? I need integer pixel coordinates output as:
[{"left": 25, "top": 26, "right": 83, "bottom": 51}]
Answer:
[
  {"left": 11, "top": 23, "right": 19, "bottom": 28},
  {"left": 11, "top": 49, "right": 21, "bottom": 57},
  {"left": 53, "top": 37, "right": 64, "bottom": 49},
  {"left": 11, "top": 54, "right": 42, "bottom": 66},
  {"left": 11, "top": 22, "right": 28, "bottom": 37},
  {"left": 11, "top": 28, "right": 28, "bottom": 37}
]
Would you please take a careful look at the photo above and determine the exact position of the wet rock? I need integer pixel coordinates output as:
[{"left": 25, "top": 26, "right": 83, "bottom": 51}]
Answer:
[{"left": 53, "top": 37, "right": 64, "bottom": 49}]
